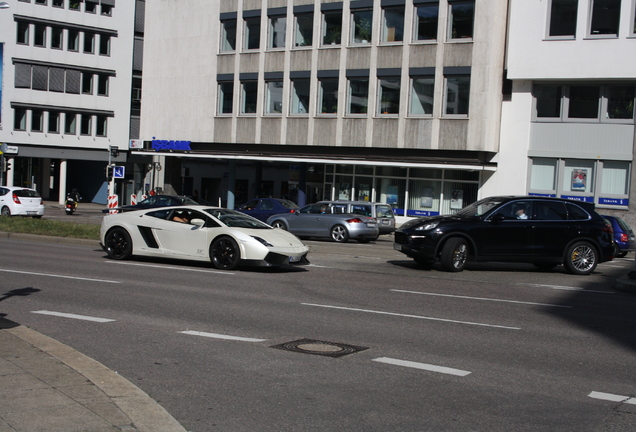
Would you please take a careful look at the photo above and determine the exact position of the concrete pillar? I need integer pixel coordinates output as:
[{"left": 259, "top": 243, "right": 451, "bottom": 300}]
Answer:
[
  {"left": 297, "top": 163, "right": 307, "bottom": 207},
  {"left": 58, "top": 159, "right": 67, "bottom": 205},
  {"left": 227, "top": 159, "right": 236, "bottom": 209}
]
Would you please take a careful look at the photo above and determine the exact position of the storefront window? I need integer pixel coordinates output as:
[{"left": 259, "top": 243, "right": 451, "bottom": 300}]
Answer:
[
  {"left": 377, "top": 166, "right": 406, "bottom": 177},
  {"left": 335, "top": 175, "right": 353, "bottom": 200},
  {"left": 355, "top": 176, "right": 373, "bottom": 201},
  {"left": 375, "top": 178, "right": 406, "bottom": 214},
  {"left": 410, "top": 168, "right": 442, "bottom": 179},
  {"left": 442, "top": 182, "right": 478, "bottom": 214},
  {"left": 356, "top": 166, "right": 374, "bottom": 175},
  {"left": 601, "top": 161, "right": 629, "bottom": 195},
  {"left": 562, "top": 160, "right": 595, "bottom": 194},
  {"left": 408, "top": 179, "right": 442, "bottom": 216},
  {"left": 444, "top": 169, "right": 480, "bottom": 181},
  {"left": 530, "top": 158, "right": 557, "bottom": 191}
]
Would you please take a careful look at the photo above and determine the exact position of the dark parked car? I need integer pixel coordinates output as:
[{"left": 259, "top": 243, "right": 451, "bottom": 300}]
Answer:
[
  {"left": 394, "top": 196, "right": 614, "bottom": 275},
  {"left": 602, "top": 215, "right": 636, "bottom": 258},
  {"left": 105, "top": 195, "right": 199, "bottom": 213},
  {"left": 236, "top": 198, "right": 299, "bottom": 222}
]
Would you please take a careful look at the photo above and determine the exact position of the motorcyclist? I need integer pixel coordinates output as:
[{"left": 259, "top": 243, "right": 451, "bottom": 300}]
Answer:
[{"left": 65, "top": 188, "right": 80, "bottom": 213}]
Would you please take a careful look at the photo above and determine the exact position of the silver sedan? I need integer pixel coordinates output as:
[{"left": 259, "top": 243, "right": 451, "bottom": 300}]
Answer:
[{"left": 267, "top": 203, "right": 379, "bottom": 243}]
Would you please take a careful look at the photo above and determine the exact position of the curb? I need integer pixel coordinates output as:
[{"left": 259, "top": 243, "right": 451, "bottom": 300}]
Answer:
[{"left": 0, "top": 231, "right": 99, "bottom": 246}]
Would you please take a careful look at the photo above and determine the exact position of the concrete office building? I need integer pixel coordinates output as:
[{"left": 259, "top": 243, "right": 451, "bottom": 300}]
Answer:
[
  {"left": 140, "top": 0, "right": 508, "bottom": 219},
  {"left": 0, "top": 0, "right": 146, "bottom": 204},
  {"left": 493, "top": 0, "right": 636, "bottom": 224}
]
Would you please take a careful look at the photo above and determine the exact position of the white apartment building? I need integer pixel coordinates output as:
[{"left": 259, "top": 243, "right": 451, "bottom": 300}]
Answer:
[
  {"left": 140, "top": 0, "right": 508, "bottom": 218},
  {"left": 492, "top": 0, "right": 636, "bottom": 224},
  {"left": 0, "top": 0, "right": 146, "bottom": 204}
]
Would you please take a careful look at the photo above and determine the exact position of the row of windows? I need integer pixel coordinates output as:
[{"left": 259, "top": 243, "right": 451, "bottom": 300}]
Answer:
[
  {"left": 15, "top": 63, "right": 110, "bottom": 96},
  {"left": 18, "top": 0, "right": 113, "bottom": 16},
  {"left": 13, "top": 107, "right": 109, "bottom": 137},
  {"left": 529, "top": 157, "right": 630, "bottom": 206},
  {"left": 220, "top": 1, "right": 474, "bottom": 53},
  {"left": 16, "top": 21, "right": 112, "bottom": 55},
  {"left": 15, "top": 63, "right": 111, "bottom": 96},
  {"left": 548, "top": 0, "right": 636, "bottom": 38},
  {"left": 533, "top": 83, "right": 635, "bottom": 123},
  {"left": 217, "top": 73, "right": 471, "bottom": 117}
]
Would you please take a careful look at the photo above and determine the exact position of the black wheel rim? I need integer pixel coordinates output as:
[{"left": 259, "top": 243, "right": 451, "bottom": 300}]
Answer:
[
  {"left": 213, "top": 239, "right": 238, "bottom": 269},
  {"left": 107, "top": 231, "right": 129, "bottom": 259}
]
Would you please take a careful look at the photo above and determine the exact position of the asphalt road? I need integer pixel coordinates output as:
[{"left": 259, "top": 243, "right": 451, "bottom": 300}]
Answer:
[{"left": 1, "top": 235, "right": 635, "bottom": 431}]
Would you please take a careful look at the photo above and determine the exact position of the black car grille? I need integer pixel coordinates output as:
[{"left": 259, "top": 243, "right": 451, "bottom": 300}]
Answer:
[{"left": 394, "top": 232, "right": 408, "bottom": 244}]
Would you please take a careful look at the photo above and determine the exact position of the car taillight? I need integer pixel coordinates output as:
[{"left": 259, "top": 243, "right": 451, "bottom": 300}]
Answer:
[
  {"left": 12, "top": 193, "right": 21, "bottom": 204},
  {"left": 620, "top": 233, "right": 629, "bottom": 242},
  {"left": 290, "top": 209, "right": 296, "bottom": 213},
  {"left": 346, "top": 218, "right": 364, "bottom": 224}
]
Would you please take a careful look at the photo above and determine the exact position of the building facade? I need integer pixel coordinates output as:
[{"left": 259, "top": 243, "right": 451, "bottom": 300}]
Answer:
[
  {"left": 139, "top": 0, "right": 508, "bottom": 219},
  {"left": 0, "top": 0, "right": 147, "bottom": 204},
  {"left": 494, "top": 0, "right": 636, "bottom": 224}
]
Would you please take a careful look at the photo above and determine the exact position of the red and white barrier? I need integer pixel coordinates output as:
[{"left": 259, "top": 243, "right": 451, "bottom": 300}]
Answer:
[
  {"left": 130, "top": 194, "right": 137, "bottom": 205},
  {"left": 108, "top": 195, "right": 119, "bottom": 214}
]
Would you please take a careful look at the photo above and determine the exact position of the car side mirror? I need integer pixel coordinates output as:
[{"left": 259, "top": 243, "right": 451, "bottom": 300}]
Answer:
[
  {"left": 490, "top": 213, "right": 505, "bottom": 223},
  {"left": 191, "top": 218, "right": 205, "bottom": 227}
]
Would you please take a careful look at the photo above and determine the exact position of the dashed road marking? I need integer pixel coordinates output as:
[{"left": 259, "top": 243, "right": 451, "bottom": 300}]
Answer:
[
  {"left": 0, "top": 268, "right": 120, "bottom": 283},
  {"left": 31, "top": 310, "right": 115, "bottom": 323},
  {"left": 588, "top": 391, "right": 636, "bottom": 405},
  {"left": 391, "top": 289, "right": 571, "bottom": 308},
  {"left": 180, "top": 330, "right": 266, "bottom": 342},
  {"left": 105, "top": 260, "right": 234, "bottom": 274},
  {"left": 373, "top": 357, "right": 471, "bottom": 376},
  {"left": 523, "top": 284, "right": 613, "bottom": 294}
]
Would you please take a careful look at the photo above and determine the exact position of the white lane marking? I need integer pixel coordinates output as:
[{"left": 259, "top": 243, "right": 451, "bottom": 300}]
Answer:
[
  {"left": 373, "top": 357, "right": 471, "bottom": 377},
  {"left": 301, "top": 303, "right": 520, "bottom": 330},
  {"left": 523, "top": 284, "right": 613, "bottom": 294},
  {"left": 32, "top": 310, "right": 115, "bottom": 323},
  {"left": 105, "top": 260, "right": 234, "bottom": 275},
  {"left": 307, "top": 264, "right": 334, "bottom": 269},
  {"left": 180, "top": 330, "right": 266, "bottom": 343},
  {"left": 0, "top": 268, "right": 120, "bottom": 284},
  {"left": 588, "top": 391, "right": 636, "bottom": 405},
  {"left": 391, "top": 289, "right": 571, "bottom": 308}
]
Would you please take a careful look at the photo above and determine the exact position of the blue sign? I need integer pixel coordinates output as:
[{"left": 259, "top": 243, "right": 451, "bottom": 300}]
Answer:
[
  {"left": 528, "top": 193, "right": 556, "bottom": 198},
  {"left": 599, "top": 197, "right": 629, "bottom": 206},
  {"left": 113, "top": 166, "right": 125, "bottom": 179},
  {"left": 407, "top": 210, "right": 440, "bottom": 217},
  {"left": 151, "top": 138, "right": 191, "bottom": 152}
]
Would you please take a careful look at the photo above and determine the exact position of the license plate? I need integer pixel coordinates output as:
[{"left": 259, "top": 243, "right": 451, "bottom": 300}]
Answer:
[
  {"left": 289, "top": 256, "right": 301, "bottom": 263},
  {"left": 367, "top": 223, "right": 377, "bottom": 228},
  {"left": 382, "top": 220, "right": 389, "bottom": 225},
  {"left": 27, "top": 211, "right": 37, "bottom": 215},
  {"left": 394, "top": 243, "right": 402, "bottom": 251}
]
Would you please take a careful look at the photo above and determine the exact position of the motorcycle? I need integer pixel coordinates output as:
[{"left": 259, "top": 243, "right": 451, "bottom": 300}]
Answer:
[{"left": 65, "top": 194, "right": 79, "bottom": 215}]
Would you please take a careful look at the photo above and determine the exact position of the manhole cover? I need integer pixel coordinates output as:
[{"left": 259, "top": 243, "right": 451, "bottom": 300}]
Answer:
[{"left": 271, "top": 339, "right": 368, "bottom": 358}]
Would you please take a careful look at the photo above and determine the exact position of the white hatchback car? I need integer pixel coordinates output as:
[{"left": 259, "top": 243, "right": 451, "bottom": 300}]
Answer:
[{"left": 0, "top": 187, "right": 45, "bottom": 218}]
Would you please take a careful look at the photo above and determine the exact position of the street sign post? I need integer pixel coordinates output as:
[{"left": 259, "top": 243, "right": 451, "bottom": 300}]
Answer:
[{"left": 113, "top": 166, "right": 125, "bottom": 179}]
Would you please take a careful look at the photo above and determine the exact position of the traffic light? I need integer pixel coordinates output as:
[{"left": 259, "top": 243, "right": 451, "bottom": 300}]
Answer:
[{"left": 106, "top": 164, "right": 113, "bottom": 180}]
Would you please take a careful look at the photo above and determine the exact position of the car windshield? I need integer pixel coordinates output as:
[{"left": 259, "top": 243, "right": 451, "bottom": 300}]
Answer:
[
  {"left": 376, "top": 205, "right": 394, "bottom": 218},
  {"left": 279, "top": 199, "right": 299, "bottom": 209},
  {"left": 454, "top": 197, "right": 507, "bottom": 217},
  {"left": 13, "top": 189, "right": 41, "bottom": 198},
  {"left": 206, "top": 208, "right": 271, "bottom": 229}
]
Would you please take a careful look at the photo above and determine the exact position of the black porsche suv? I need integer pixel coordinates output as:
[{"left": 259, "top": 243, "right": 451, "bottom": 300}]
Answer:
[{"left": 394, "top": 196, "right": 614, "bottom": 275}]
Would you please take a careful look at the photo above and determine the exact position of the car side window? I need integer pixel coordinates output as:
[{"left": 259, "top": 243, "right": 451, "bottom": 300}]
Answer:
[
  {"left": 147, "top": 209, "right": 172, "bottom": 220},
  {"left": 495, "top": 202, "right": 533, "bottom": 220},
  {"left": 261, "top": 200, "right": 274, "bottom": 210},
  {"left": 0, "top": 188, "right": 7, "bottom": 196},
  {"left": 565, "top": 203, "right": 590, "bottom": 220},
  {"left": 332, "top": 204, "right": 347, "bottom": 214},
  {"left": 533, "top": 201, "right": 567, "bottom": 221},
  {"left": 241, "top": 200, "right": 259, "bottom": 210}
]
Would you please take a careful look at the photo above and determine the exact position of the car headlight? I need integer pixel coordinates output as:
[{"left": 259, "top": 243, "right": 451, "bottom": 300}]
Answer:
[
  {"left": 415, "top": 221, "right": 439, "bottom": 231},
  {"left": 251, "top": 236, "right": 273, "bottom": 247}
]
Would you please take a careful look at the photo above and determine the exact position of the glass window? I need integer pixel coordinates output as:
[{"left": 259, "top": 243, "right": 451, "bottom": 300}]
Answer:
[
  {"left": 35, "top": 0, "right": 46, "bottom": 4},
  {"left": 442, "top": 182, "right": 478, "bottom": 214},
  {"left": 590, "top": 0, "right": 621, "bottom": 36},
  {"left": 99, "top": 34, "right": 110, "bottom": 55},
  {"left": 530, "top": 158, "right": 557, "bottom": 191},
  {"left": 322, "top": 10, "right": 342, "bottom": 45},
  {"left": 408, "top": 179, "right": 442, "bottom": 215},
  {"left": 291, "top": 79, "right": 311, "bottom": 114},
  {"left": 606, "top": 86, "right": 635, "bottom": 119},
  {"left": 376, "top": 178, "right": 406, "bottom": 210},
  {"left": 31, "top": 110, "right": 43, "bottom": 132},
  {"left": 241, "top": 81, "right": 258, "bottom": 114},
  {"left": 563, "top": 160, "right": 595, "bottom": 193},
  {"left": 14, "top": 108, "right": 27, "bottom": 131},
  {"left": 265, "top": 80, "right": 284, "bottom": 114},
  {"left": 382, "top": 6, "right": 404, "bottom": 42},
  {"left": 444, "top": 76, "right": 470, "bottom": 115},
  {"left": 568, "top": 85, "right": 600, "bottom": 119},
  {"left": 535, "top": 85, "right": 563, "bottom": 118},
  {"left": 352, "top": 9, "right": 373, "bottom": 43},
  {"left": 244, "top": 16, "right": 261, "bottom": 50},
  {"left": 81, "top": 114, "right": 92, "bottom": 135},
  {"left": 84, "top": 32, "right": 95, "bottom": 53},
  {"left": 68, "top": 29, "right": 79, "bottom": 51},
  {"left": 319, "top": 78, "right": 339, "bottom": 114},
  {"left": 549, "top": 0, "right": 578, "bottom": 37},
  {"left": 221, "top": 19, "right": 237, "bottom": 51},
  {"left": 34, "top": 24, "right": 46, "bottom": 47},
  {"left": 410, "top": 77, "right": 434, "bottom": 115},
  {"left": 348, "top": 78, "right": 369, "bottom": 114},
  {"left": 51, "top": 27, "right": 63, "bottom": 49},
  {"left": 295, "top": 12, "right": 313, "bottom": 47},
  {"left": 96, "top": 115, "right": 107, "bottom": 136},
  {"left": 48, "top": 112, "right": 60, "bottom": 133},
  {"left": 378, "top": 77, "right": 401, "bottom": 114},
  {"left": 354, "top": 176, "right": 373, "bottom": 201},
  {"left": 218, "top": 82, "right": 234, "bottom": 114},
  {"left": 85, "top": 1, "right": 97, "bottom": 13},
  {"left": 69, "top": 0, "right": 80, "bottom": 10},
  {"left": 82, "top": 72, "right": 93, "bottom": 94},
  {"left": 65, "top": 113, "right": 77, "bottom": 134},
  {"left": 97, "top": 74, "right": 109, "bottom": 96},
  {"left": 448, "top": 1, "right": 474, "bottom": 40},
  {"left": 415, "top": 2, "right": 439, "bottom": 41},
  {"left": 101, "top": 4, "right": 112, "bottom": 16},
  {"left": 53, "top": 0, "right": 64, "bottom": 7},
  {"left": 269, "top": 15, "right": 286, "bottom": 49},
  {"left": 17, "top": 22, "right": 29, "bottom": 44},
  {"left": 601, "top": 161, "right": 629, "bottom": 195}
]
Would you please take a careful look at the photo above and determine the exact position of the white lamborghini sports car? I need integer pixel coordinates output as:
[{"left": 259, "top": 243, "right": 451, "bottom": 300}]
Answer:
[{"left": 100, "top": 206, "right": 310, "bottom": 270}]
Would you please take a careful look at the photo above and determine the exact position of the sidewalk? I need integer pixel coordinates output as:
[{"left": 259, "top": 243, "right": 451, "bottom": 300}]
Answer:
[{"left": 0, "top": 317, "right": 186, "bottom": 432}]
